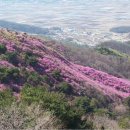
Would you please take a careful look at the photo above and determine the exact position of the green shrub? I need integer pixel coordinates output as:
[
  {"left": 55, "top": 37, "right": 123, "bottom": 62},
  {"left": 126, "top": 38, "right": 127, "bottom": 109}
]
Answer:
[
  {"left": 57, "top": 82, "right": 73, "bottom": 94},
  {"left": 23, "top": 52, "right": 37, "bottom": 67},
  {"left": 0, "top": 89, "right": 14, "bottom": 107},
  {"left": 96, "top": 47, "right": 125, "bottom": 57},
  {"left": 21, "top": 85, "right": 44, "bottom": 103},
  {"left": 21, "top": 85, "right": 89, "bottom": 129},
  {"left": 27, "top": 72, "right": 44, "bottom": 86},
  {"left": 40, "top": 93, "right": 89, "bottom": 129},
  {"left": 94, "top": 108, "right": 115, "bottom": 118},
  {"left": 7, "top": 68, "right": 20, "bottom": 79},
  {"left": 26, "top": 73, "right": 52, "bottom": 86},
  {"left": 75, "top": 96, "right": 93, "bottom": 113},
  {"left": 90, "top": 98, "right": 100, "bottom": 109},
  {"left": 21, "top": 85, "right": 68, "bottom": 121},
  {"left": 21, "top": 85, "right": 67, "bottom": 113},
  {"left": 42, "top": 75, "right": 52, "bottom": 85},
  {"left": 27, "top": 56, "right": 37, "bottom": 66},
  {"left": 0, "top": 67, "right": 20, "bottom": 83},
  {"left": 118, "top": 117, "right": 130, "bottom": 129},
  {"left": 51, "top": 70, "right": 61, "bottom": 81},
  {"left": 6, "top": 52, "right": 19, "bottom": 65},
  {"left": 21, "top": 84, "right": 47, "bottom": 104},
  {"left": 0, "top": 44, "right": 7, "bottom": 54}
]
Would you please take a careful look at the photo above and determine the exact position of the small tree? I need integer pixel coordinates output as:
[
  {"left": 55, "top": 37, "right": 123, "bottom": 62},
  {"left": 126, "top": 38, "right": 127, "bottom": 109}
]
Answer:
[{"left": 75, "top": 96, "right": 93, "bottom": 113}]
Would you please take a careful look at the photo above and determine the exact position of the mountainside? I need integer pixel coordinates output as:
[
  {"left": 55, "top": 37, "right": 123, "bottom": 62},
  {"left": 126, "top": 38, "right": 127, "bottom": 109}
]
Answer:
[{"left": 0, "top": 29, "right": 130, "bottom": 99}]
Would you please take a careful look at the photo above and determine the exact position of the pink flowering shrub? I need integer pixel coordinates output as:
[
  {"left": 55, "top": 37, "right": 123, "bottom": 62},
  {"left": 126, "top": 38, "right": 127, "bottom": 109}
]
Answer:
[
  {"left": 0, "top": 29, "right": 130, "bottom": 99},
  {"left": 0, "top": 84, "right": 6, "bottom": 91},
  {"left": 0, "top": 60, "right": 14, "bottom": 68},
  {"left": 77, "top": 65, "right": 130, "bottom": 93}
]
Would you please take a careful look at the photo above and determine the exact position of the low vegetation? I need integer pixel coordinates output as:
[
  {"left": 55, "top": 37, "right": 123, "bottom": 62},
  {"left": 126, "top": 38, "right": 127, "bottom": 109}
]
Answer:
[
  {"left": 57, "top": 81, "right": 73, "bottom": 94},
  {"left": 1, "top": 85, "right": 130, "bottom": 129},
  {"left": 96, "top": 47, "right": 127, "bottom": 57},
  {"left": 0, "top": 89, "right": 14, "bottom": 107}
]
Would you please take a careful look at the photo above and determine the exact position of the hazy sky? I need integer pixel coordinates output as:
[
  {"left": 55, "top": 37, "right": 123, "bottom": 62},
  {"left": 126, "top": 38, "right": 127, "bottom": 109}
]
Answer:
[{"left": 0, "top": 0, "right": 130, "bottom": 45}]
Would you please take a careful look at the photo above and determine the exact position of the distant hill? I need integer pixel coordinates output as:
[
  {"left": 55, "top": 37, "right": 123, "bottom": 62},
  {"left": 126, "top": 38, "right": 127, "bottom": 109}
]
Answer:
[
  {"left": 110, "top": 26, "right": 130, "bottom": 33},
  {"left": 0, "top": 20, "right": 49, "bottom": 34}
]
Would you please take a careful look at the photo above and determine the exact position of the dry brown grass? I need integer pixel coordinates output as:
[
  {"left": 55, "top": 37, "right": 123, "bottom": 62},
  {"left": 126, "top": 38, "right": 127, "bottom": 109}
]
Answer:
[
  {"left": 88, "top": 115, "right": 120, "bottom": 130},
  {"left": 0, "top": 103, "right": 63, "bottom": 130}
]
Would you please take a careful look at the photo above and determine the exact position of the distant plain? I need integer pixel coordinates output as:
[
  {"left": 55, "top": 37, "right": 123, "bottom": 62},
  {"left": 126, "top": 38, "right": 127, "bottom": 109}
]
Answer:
[{"left": 0, "top": 0, "right": 130, "bottom": 45}]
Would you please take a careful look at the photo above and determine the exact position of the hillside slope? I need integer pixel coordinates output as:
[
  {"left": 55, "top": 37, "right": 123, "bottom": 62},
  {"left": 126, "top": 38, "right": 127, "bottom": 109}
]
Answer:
[{"left": 0, "top": 29, "right": 130, "bottom": 99}]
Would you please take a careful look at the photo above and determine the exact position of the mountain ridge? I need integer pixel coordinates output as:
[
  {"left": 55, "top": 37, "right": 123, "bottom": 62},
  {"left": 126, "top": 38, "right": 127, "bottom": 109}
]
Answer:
[{"left": 0, "top": 28, "right": 130, "bottom": 100}]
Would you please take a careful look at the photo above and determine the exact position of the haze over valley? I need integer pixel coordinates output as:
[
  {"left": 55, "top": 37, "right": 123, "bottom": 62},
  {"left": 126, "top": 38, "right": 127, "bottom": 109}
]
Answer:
[{"left": 1, "top": 0, "right": 130, "bottom": 45}]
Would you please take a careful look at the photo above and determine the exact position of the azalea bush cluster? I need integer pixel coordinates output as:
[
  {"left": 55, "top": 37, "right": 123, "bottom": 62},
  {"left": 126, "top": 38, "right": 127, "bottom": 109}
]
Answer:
[
  {"left": 0, "top": 29, "right": 130, "bottom": 100},
  {"left": 79, "top": 66, "right": 130, "bottom": 94},
  {"left": 38, "top": 57, "right": 59, "bottom": 73}
]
